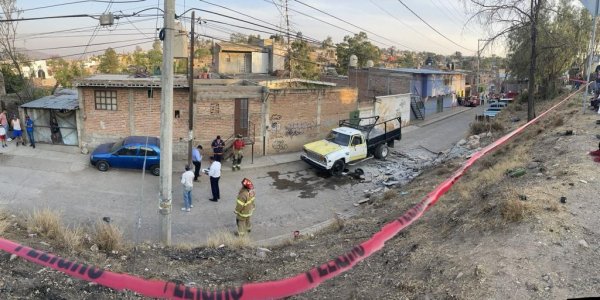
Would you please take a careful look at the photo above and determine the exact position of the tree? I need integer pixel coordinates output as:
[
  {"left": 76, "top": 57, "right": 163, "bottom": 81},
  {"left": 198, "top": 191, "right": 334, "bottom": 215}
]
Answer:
[
  {"left": 147, "top": 40, "right": 162, "bottom": 72},
  {"left": 290, "top": 39, "right": 319, "bottom": 80},
  {"left": 321, "top": 36, "right": 334, "bottom": 49},
  {"left": 47, "top": 58, "right": 85, "bottom": 93},
  {"left": 98, "top": 48, "right": 120, "bottom": 74},
  {"left": 0, "top": 0, "right": 32, "bottom": 100},
  {"left": 229, "top": 33, "right": 247, "bottom": 44},
  {"left": 470, "top": 0, "right": 546, "bottom": 121},
  {"left": 335, "top": 32, "right": 380, "bottom": 75},
  {"left": 505, "top": 0, "right": 590, "bottom": 99}
]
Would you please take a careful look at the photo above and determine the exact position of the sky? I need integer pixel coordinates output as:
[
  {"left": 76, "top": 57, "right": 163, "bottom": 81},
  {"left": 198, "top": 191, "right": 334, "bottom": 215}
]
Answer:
[{"left": 11, "top": 0, "right": 559, "bottom": 60}]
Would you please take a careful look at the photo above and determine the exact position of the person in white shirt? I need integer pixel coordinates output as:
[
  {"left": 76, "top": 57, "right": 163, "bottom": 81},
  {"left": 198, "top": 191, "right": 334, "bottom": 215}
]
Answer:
[
  {"left": 207, "top": 156, "right": 221, "bottom": 202},
  {"left": 180, "top": 165, "right": 195, "bottom": 212}
]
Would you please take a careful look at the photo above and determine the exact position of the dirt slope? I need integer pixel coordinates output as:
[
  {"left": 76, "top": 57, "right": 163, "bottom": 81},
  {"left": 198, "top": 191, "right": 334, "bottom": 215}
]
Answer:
[{"left": 1, "top": 91, "right": 600, "bottom": 299}]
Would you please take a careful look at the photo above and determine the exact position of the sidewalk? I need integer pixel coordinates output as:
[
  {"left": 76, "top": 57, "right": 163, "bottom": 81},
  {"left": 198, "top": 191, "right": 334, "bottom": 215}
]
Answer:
[{"left": 1, "top": 106, "right": 474, "bottom": 173}]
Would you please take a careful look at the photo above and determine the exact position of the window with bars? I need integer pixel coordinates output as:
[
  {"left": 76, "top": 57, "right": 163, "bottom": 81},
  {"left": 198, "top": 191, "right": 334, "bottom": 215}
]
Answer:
[{"left": 95, "top": 90, "right": 117, "bottom": 111}]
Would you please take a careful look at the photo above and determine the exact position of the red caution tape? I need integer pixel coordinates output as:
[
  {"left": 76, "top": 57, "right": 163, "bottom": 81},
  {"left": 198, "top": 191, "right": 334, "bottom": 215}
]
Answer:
[{"left": 0, "top": 88, "right": 584, "bottom": 299}]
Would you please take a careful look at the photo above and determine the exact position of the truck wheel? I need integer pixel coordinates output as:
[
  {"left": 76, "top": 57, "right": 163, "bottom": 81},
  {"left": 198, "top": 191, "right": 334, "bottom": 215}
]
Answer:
[
  {"left": 330, "top": 160, "right": 345, "bottom": 176},
  {"left": 374, "top": 144, "right": 388, "bottom": 159}
]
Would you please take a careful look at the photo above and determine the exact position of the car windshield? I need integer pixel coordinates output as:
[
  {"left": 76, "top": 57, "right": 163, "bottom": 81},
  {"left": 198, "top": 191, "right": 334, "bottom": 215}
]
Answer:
[
  {"left": 326, "top": 131, "right": 351, "bottom": 146},
  {"left": 109, "top": 139, "right": 125, "bottom": 153}
]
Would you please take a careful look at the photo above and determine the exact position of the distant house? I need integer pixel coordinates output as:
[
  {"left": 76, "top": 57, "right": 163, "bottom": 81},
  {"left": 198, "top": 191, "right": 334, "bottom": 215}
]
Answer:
[
  {"left": 75, "top": 74, "right": 358, "bottom": 158},
  {"left": 323, "top": 67, "right": 466, "bottom": 122},
  {"left": 214, "top": 40, "right": 287, "bottom": 75}
]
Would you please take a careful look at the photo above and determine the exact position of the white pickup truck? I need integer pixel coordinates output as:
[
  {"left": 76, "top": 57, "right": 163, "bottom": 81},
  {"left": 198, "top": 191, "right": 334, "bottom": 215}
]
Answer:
[{"left": 301, "top": 116, "right": 401, "bottom": 176}]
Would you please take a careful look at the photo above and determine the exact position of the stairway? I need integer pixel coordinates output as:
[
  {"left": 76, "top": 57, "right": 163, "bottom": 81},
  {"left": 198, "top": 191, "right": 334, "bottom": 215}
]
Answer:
[{"left": 410, "top": 96, "right": 425, "bottom": 120}]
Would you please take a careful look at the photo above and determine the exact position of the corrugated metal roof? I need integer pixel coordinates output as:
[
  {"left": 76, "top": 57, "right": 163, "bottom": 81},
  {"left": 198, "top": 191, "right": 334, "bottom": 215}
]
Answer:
[
  {"left": 377, "top": 67, "right": 462, "bottom": 75},
  {"left": 76, "top": 74, "right": 189, "bottom": 88},
  {"left": 20, "top": 89, "right": 79, "bottom": 110}
]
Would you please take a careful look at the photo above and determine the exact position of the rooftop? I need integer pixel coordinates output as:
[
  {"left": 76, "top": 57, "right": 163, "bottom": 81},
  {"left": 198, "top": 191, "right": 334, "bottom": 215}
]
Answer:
[
  {"left": 376, "top": 67, "right": 463, "bottom": 75},
  {"left": 216, "top": 42, "right": 263, "bottom": 52},
  {"left": 76, "top": 74, "right": 189, "bottom": 88},
  {"left": 20, "top": 89, "right": 79, "bottom": 110}
]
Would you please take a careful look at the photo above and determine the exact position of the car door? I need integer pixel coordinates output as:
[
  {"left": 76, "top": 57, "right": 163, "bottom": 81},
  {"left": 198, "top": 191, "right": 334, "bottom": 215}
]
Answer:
[
  {"left": 111, "top": 145, "right": 140, "bottom": 169},
  {"left": 138, "top": 145, "right": 160, "bottom": 168},
  {"left": 348, "top": 135, "right": 367, "bottom": 161}
]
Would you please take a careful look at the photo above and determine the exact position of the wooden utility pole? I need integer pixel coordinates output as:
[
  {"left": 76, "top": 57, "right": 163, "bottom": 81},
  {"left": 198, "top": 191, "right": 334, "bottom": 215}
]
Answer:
[
  {"left": 159, "top": 0, "right": 175, "bottom": 246},
  {"left": 187, "top": 11, "right": 195, "bottom": 166}
]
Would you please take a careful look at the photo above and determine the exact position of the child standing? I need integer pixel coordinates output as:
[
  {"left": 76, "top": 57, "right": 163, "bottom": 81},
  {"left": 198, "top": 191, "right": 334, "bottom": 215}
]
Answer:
[{"left": 0, "top": 125, "right": 7, "bottom": 148}]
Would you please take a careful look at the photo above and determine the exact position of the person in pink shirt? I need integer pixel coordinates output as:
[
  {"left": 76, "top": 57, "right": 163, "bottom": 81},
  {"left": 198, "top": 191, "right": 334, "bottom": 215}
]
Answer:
[{"left": 0, "top": 110, "right": 8, "bottom": 134}]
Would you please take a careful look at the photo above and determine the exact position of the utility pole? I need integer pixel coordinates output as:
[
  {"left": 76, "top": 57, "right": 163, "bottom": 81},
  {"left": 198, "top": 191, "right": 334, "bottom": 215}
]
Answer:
[
  {"left": 285, "top": 0, "right": 292, "bottom": 78},
  {"left": 583, "top": 0, "right": 599, "bottom": 113},
  {"left": 187, "top": 11, "right": 195, "bottom": 166},
  {"left": 159, "top": 0, "right": 175, "bottom": 246},
  {"left": 476, "top": 39, "right": 481, "bottom": 100}
]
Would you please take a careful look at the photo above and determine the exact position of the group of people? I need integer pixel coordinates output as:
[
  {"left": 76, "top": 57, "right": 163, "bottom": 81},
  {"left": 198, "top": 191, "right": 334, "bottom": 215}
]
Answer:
[
  {"left": 0, "top": 110, "right": 36, "bottom": 149},
  {"left": 179, "top": 134, "right": 254, "bottom": 236}
]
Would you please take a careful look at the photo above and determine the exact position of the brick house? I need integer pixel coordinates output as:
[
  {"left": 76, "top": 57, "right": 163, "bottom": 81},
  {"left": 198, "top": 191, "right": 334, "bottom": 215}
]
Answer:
[{"left": 76, "top": 75, "right": 358, "bottom": 159}]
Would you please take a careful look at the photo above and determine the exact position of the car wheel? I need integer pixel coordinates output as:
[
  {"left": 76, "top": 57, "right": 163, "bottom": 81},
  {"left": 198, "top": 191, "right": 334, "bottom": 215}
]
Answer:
[
  {"left": 330, "top": 160, "right": 345, "bottom": 176},
  {"left": 150, "top": 165, "right": 160, "bottom": 176},
  {"left": 374, "top": 144, "right": 388, "bottom": 159},
  {"left": 97, "top": 160, "right": 109, "bottom": 172}
]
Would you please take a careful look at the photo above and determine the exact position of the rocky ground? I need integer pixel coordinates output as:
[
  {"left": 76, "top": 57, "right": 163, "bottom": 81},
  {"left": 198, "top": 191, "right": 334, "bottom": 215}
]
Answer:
[{"left": 2, "top": 90, "right": 600, "bottom": 299}]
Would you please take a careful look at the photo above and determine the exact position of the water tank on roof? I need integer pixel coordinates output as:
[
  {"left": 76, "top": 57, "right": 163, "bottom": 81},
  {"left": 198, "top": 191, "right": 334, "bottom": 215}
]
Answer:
[
  {"left": 173, "top": 21, "right": 189, "bottom": 58},
  {"left": 349, "top": 55, "right": 358, "bottom": 68},
  {"left": 366, "top": 60, "right": 374, "bottom": 68}
]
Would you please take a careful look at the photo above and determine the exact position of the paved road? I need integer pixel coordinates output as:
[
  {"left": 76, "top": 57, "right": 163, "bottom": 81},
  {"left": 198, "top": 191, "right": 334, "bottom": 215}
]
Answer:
[{"left": 0, "top": 106, "right": 482, "bottom": 245}]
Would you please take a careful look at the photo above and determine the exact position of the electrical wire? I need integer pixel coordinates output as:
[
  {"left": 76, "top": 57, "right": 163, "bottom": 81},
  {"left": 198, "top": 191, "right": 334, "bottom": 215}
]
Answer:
[
  {"left": 368, "top": 0, "right": 448, "bottom": 51},
  {"left": 292, "top": 0, "right": 413, "bottom": 50},
  {"left": 15, "top": 0, "right": 148, "bottom": 13},
  {"left": 396, "top": 0, "right": 475, "bottom": 52},
  {"left": 26, "top": 37, "right": 154, "bottom": 52}
]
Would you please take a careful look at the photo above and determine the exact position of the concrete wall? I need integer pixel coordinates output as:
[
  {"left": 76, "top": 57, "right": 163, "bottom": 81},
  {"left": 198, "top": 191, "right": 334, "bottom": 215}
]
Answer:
[
  {"left": 374, "top": 93, "right": 411, "bottom": 127},
  {"left": 251, "top": 52, "right": 269, "bottom": 73},
  {"left": 217, "top": 52, "right": 249, "bottom": 74}
]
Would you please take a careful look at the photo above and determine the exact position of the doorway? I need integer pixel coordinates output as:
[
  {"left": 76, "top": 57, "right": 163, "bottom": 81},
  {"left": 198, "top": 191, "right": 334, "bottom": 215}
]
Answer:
[{"left": 234, "top": 98, "right": 248, "bottom": 137}]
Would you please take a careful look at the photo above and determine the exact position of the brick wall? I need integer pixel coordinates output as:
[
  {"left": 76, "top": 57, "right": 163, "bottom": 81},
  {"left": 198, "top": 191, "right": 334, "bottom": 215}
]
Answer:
[
  {"left": 264, "top": 87, "right": 357, "bottom": 155},
  {"left": 79, "top": 84, "right": 359, "bottom": 158},
  {"left": 348, "top": 69, "right": 411, "bottom": 102}
]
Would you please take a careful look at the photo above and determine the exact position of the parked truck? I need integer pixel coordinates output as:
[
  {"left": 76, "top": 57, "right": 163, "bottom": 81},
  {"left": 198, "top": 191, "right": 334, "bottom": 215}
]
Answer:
[{"left": 301, "top": 116, "right": 402, "bottom": 176}]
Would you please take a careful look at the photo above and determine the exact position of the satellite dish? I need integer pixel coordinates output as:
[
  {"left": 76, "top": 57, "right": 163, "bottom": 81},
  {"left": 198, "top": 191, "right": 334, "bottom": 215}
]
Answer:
[
  {"left": 366, "top": 60, "right": 374, "bottom": 68},
  {"left": 349, "top": 55, "right": 358, "bottom": 68}
]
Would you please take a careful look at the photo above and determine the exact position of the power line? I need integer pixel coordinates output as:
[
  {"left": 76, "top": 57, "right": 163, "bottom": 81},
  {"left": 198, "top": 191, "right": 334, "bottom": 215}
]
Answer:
[
  {"left": 396, "top": 0, "right": 475, "bottom": 52},
  {"left": 266, "top": 0, "right": 410, "bottom": 50},
  {"left": 368, "top": 0, "right": 447, "bottom": 51},
  {"left": 292, "top": 0, "right": 413, "bottom": 50},
  {"left": 27, "top": 37, "right": 154, "bottom": 52},
  {"left": 8, "top": 0, "right": 147, "bottom": 13}
]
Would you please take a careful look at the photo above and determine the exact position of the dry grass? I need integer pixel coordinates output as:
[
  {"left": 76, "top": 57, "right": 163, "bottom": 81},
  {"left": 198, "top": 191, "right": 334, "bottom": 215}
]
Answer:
[
  {"left": 57, "top": 227, "right": 84, "bottom": 252},
  {"left": 470, "top": 121, "right": 488, "bottom": 135},
  {"left": 93, "top": 222, "right": 124, "bottom": 253},
  {"left": 206, "top": 229, "right": 251, "bottom": 249},
  {"left": 455, "top": 145, "right": 531, "bottom": 200},
  {"left": 0, "top": 210, "right": 9, "bottom": 235},
  {"left": 172, "top": 242, "right": 197, "bottom": 251},
  {"left": 382, "top": 189, "right": 398, "bottom": 201},
  {"left": 490, "top": 121, "right": 504, "bottom": 132},
  {"left": 27, "top": 209, "right": 62, "bottom": 239},
  {"left": 501, "top": 199, "right": 529, "bottom": 222}
]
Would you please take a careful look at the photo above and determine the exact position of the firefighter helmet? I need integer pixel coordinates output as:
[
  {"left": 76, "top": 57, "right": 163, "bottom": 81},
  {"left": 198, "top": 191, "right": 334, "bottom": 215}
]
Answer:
[{"left": 241, "top": 178, "right": 254, "bottom": 190}]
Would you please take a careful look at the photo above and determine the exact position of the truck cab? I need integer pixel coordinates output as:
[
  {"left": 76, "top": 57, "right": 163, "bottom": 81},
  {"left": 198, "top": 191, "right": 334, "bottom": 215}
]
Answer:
[{"left": 301, "top": 116, "right": 401, "bottom": 176}]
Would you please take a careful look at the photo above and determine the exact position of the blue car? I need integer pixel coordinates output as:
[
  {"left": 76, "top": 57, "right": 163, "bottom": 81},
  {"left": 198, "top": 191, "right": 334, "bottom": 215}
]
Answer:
[{"left": 90, "top": 136, "right": 161, "bottom": 176}]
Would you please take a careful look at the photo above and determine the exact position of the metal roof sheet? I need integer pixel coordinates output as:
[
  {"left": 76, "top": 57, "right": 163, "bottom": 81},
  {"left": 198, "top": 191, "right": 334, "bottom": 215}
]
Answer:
[
  {"left": 376, "top": 67, "right": 462, "bottom": 75},
  {"left": 20, "top": 89, "right": 79, "bottom": 110}
]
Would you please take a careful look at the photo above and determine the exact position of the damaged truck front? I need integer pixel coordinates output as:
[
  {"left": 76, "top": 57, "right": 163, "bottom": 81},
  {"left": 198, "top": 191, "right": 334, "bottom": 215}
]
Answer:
[{"left": 301, "top": 116, "right": 401, "bottom": 176}]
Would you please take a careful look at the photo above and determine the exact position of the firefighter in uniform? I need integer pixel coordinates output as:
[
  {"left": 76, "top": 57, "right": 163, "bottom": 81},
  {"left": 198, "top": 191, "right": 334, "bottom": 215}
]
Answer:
[
  {"left": 235, "top": 178, "right": 256, "bottom": 236},
  {"left": 232, "top": 134, "right": 245, "bottom": 171}
]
